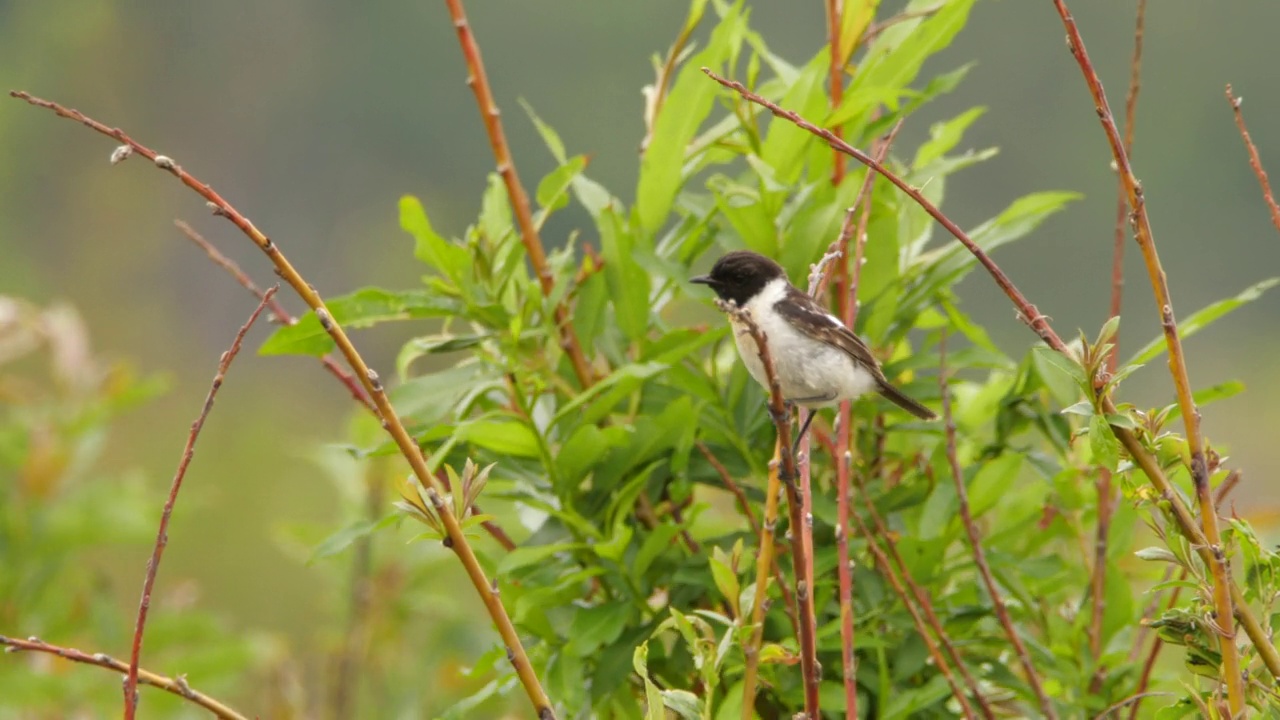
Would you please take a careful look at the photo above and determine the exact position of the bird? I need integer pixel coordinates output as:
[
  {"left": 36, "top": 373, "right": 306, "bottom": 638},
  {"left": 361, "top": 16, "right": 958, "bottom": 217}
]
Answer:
[{"left": 691, "top": 250, "right": 935, "bottom": 445}]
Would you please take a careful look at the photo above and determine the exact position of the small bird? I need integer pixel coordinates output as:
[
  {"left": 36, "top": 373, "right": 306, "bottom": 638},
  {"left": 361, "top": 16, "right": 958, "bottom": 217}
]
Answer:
[{"left": 691, "top": 250, "right": 936, "bottom": 442}]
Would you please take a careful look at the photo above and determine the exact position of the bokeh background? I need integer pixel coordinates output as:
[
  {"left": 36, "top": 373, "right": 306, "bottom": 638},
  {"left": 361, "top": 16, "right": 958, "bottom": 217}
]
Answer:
[{"left": 4, "top": 0, "right": 1280, "bottom": 709}]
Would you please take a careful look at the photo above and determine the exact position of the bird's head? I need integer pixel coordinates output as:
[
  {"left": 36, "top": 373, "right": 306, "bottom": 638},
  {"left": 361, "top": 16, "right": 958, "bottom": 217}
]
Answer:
[{"left": 690, "top": 250, "right": 786, "bottom": 306}]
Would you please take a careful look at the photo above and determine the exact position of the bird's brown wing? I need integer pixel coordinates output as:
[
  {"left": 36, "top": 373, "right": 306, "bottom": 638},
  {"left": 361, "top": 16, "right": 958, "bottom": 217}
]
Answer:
[
  {"left": 773, "top": 286, "right": 937, "bottom": 420},
  {"left": 772, "top": 286, "right": 883, "bottom": 378}
]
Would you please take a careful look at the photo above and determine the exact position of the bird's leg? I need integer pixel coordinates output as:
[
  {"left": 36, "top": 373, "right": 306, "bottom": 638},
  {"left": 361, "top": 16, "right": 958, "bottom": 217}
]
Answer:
[{"left": 792, "top": 409, "right": 818, "bottom": 458}]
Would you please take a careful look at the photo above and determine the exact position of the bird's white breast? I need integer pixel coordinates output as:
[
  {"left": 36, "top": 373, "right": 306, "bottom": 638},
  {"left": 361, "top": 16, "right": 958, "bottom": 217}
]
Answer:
[{"left": 728, "top": 278, "right": 877, "bottom": 408}]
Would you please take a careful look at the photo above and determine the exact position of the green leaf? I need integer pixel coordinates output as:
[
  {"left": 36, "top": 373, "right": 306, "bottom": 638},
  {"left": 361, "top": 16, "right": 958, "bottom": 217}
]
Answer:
[
  {"left": 568, "top": 602, "right": 632, "bottom": 656},
  {"left": 599, "top": 207, "right": 650, "bottom": 341},
  {"left": 636, "top": 3, "right": 741, "bottom": 234},
  {"left": 536, "top": 155, "right": 588, "bottom": 212},
  {"left": 1162, "top": 381, "right": 1247, "bottom": 422},
  {"left": 519, "top": 98, "right": 568, "bottom": 164},
  {"left": 260, "top": 287, "right": 462, "bottom": 356},
  {"left": 396, "top": 334, "right": 489, "bottom": 375},
  {"left": 1032, "top": 345, "right": 1087, "bottom": 390},
  {"left": 459, "top": 419, "right": 542, "bottom": 458},
  {"left": 400, "top": 195, "right": 470, "bottom": 282},
  {"left": 914, "top": 106, "right": 986, "bottom": 169},
  {"left": 760, "top": 51, "right": 829, "bottom": 185},
  {"left": 709, "top": 547, "right": 741, "bottom": 616},
  {"left": 1125, "top": 277, "right": 1280, "bottom": 366},
  {"left": 967, "top": 453, "right": 1023, "bottom": 518},
  {"left": 660, "top": 689, "right": 702, "bottom": 719},
  {"left": 1090, "top": 414, "right": 1120, "bottom": 471},
  {"left": 552, "top": 362, "right": 667, "bottom": 427},
  {"left": 308, "top": 517, "right": 392, "bottom": 564},
  {"left": 498, "top": 542, "right": 583, "bottom": 576},
  {"left": 832, "top": 0, "right": 976, "bottom": 126}
]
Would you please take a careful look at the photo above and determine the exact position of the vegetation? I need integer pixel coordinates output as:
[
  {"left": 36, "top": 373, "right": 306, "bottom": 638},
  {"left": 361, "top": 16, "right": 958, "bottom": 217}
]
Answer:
[{"left": 4, "top": 0, "right": 1280, "bottom": 717}]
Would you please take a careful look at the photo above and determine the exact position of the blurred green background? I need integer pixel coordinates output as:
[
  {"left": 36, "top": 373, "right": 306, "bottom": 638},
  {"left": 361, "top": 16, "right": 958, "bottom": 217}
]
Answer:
[{"left": 3, "top": 0, "right": 1280, "bottom": 707}]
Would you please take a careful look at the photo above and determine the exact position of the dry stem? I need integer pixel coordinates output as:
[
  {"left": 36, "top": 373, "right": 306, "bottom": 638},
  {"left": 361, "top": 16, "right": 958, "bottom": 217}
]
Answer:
[
  {"left": 2, "top": 635, "right": 247, "bottom": 720},
  {"left": 1226, "top": 84, "right": 1280, "bottom": 237},
  {"left": 941, "top": 334, "right": 1056, "bottom": 718},
  {"left": 715, "top": 299, "right": 820, "bottom": 717},
  {"left": 846, "top": 510, "right": 978, "bottom": 720},
  {"left": 1049, "top": 1, "right": 1242, "bottom": 710},
  {"left": 699, "top": 59, "right": 1280, "bottom": 687},
  {"left": 124, "top": 287, "right": 275, "bottom": 719},
  {"left": 175, "top": 220, "right": 375, "bottom": 415},
  {"left": 443, "top": 0, "right": 593, "bottom": 391},
  {"left": 8, "top": 90, "right": 557, "bottom": 718},
  {"left": 858, "top": 483, "right": 994, "bottom": 718}
]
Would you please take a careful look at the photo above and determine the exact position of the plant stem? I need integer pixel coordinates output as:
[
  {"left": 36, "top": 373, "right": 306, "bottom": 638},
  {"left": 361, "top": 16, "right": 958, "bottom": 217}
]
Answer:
[
  {"left": 940, "top": 333, "right": 1056, "bottom": 718},
  {"left": 443, "top": 0, "right": 594, "bottom": 391},
  {"left": 124, "top": 288, "right": 275, "bottom": 720},
  {"left": 7, "top": 91, "right": 558, "bottom": 719}
]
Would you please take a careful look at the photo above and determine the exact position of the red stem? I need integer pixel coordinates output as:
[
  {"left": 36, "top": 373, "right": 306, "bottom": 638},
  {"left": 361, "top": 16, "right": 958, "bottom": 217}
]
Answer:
[{"left": 125, "top": 288, "right": 276, "bottom": 719}]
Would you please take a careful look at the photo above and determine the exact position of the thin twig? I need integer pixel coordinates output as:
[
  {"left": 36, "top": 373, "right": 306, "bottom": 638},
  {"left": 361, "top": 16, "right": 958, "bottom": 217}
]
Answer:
[
  {"left": 846, "top": 510, "right": 978, "bottom": 720},
  {"left": 124, "top": 287, "right": 276, "bottom": 720},
  {"left": 695, "top": 69, "right": 1280, "bottom": 684},
  {"left": 1049, "top": 2, "right": 1243, "bottom": 710},
  {"left": 175, "top": 220, "right": 376, "bottom": 415},
  {"left": 863, "top": 6, "right": 944, "bottom": 45},
  {"left": 826, "top": 0, "right": 846, "bottom": 185},
  {"left": 858, "top": 482, "right": 994, "bottom": 718},
  {"left": 715, "top": 299, "right": 820, "bottom": 717},
  {"left": 1094, "top": 5, "right": 1145, "bottom": 672},
  {"left": 817, "top": 118, "right": 904, "bottom": 309},
  {"left": 697, "top": 441, "right": 759, "bottom": 535},
  {"left": 183, "top": 204, "right": 519, "bottom": 553},
  {"left": 940, "top": 333, "right": 1056, "bottom": 718},
  {"left": 1226, "top": 84, "right": 1280, "bottom": 237},
  {"left": 1, "top": 635, "right": 248, "bottom": 720},
  {"left": 443, "top": 0, "right": 594, "bottom": 390},
  {"left": 7, "top": 90, "right": 558, "bottom": 718},
  {"left": 701, "top": 70, "right": 1065, "bottom": 354},
  {"left": 1106, "top": 0, "right": 1146, "bottom": 376}
]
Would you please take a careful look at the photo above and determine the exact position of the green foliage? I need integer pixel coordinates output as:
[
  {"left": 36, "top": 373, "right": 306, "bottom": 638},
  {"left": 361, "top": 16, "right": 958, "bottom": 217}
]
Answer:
[
  {"left": 0, "top": 300, "right": 262, "bottom": 716},
  {"left": 260, "top": 1, "right": 1280, "bottom": 716},
  {"left": 8, "top": 1, "right": 1280, "bottom": 718}
]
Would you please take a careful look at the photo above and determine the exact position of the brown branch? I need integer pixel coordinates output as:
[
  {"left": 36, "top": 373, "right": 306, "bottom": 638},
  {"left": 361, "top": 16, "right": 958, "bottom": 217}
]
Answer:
[
  {"left": 817, "top": 118, "right": 904, "bottom": 311},
  {"left": 1106, "top": 0, "right": 1146, "bottom": 376},
  {"left": 940, "top": 334, "right": 1056, "bottom": 718},
  {"left": 698, "top": 441, "right": 759, "bottom": 535},
  {"left": 1226, "top": 84, "right": 1280, "bottom": 237},
  {"left": 701, "top": 69, "right": 1067, "bottom": 354},
  {"left": 696, "top": 67, "right": 1280, "bottom": 686},
  {"left": 8, "top": 90, "right": 557, "bottom": 718},
  {"left": 826, "top": 0, "right": 846, "bottom": 185},
  {"left": 1049, "top": 2, "right": 1242, "bottom": 710},
  {"left": 715, "top": 299, "right": 819, "bottom": 717},
  {"left": 1109, "top": 418, "right": 1280, "bottom": 681},
  {"left": 442, "top": 0, "right": 594, "bottom": 391},
  {"left": 858, "top": 480, "right": 994, "bottom": 718},
  {"left": 847, "top": 509, "right": 978, "bottom": 720},
  {"left": 180, "top": 217, "right": 520, "bottom": 553},
  {"left": 175, "top": 220, "right": 376, "bottom": 415},
  {"left": 124, "top": 287, "right": 275, "bottom": 719},
  {"left": 1, "top": 635, "right": 248, "bottom": 720}
]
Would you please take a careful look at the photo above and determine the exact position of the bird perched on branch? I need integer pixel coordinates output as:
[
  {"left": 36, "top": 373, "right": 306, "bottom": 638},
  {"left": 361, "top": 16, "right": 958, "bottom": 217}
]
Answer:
[{"left": 691, "top": 250, "right": 935, "bottom": 442}]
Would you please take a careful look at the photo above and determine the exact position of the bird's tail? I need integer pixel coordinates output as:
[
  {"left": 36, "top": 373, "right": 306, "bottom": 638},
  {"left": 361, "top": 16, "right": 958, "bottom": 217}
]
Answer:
[{"left": 876, "top": 381, "right": 937, "bottom": 420}]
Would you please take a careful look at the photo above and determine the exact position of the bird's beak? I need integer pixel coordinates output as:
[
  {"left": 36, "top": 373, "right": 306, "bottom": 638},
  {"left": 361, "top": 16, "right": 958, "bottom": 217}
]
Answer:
[{"left": 689, "top": 275, "right": 714, "bottom": 286}]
